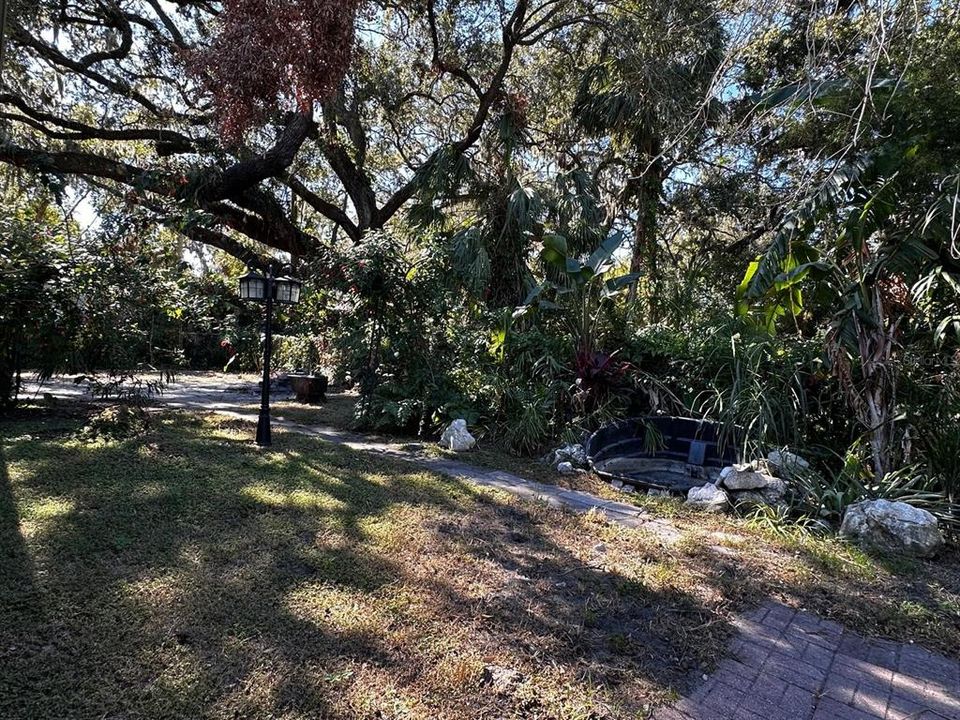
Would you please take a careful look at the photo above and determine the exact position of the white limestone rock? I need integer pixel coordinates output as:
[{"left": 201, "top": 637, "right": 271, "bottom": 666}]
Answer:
[
  {"left": 767, "top": 449, "right": 810, "bottom": 477},
  {"left": 840, "top": 499, "right": 944, "bottom": 558},
  {"left": 439, "top": 418, "right": 476, "bottom": 451},
  {"left": 685, "top": 483, "right": 730, "bottom": 513},
  {"left": 719, "top": 463, "right": 773, "bottom": 491},
  {"left": 762, "top": 477, "right": 788, "bottom": 502},
  {"left": 734, "top": 477, "right": 789, "bottom": 507},
  {"left": 555, "top": 443, "right": 588, "bottom": 468}
]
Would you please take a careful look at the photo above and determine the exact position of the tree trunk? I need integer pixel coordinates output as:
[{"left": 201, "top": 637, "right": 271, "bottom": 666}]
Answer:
[
  {"left": 628, "top": 142, "right": 664, "bottom": 322},
  {"left": 484, "top": 175, "right": 529, "bottom": 309}
]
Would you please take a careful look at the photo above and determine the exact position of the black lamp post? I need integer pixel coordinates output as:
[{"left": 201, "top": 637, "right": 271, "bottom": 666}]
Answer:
[{"left": 239, "top": 264, "right": 302, "bottom": 446}]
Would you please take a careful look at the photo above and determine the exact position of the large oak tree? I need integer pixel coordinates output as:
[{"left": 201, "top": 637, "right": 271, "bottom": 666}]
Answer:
[{"left": 0, "top": 0, "right": 592, "bottom": 267}]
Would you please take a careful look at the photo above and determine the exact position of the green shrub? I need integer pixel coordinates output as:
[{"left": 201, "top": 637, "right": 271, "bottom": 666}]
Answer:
[
  {"left": 273, "top": 335, "right": 335, "bottom": 374},
  {"left": 495, "top": 385, "right": 555, "bottom": 454}
]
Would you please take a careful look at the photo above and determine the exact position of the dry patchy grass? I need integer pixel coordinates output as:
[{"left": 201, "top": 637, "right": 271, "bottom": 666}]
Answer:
[
  {"left": 265, "top": 392, "right": 360, "bottom": 432},
  {"left": 2, "top": 406, "right": 957, "bottom": 720},
  {"left": 2, "top": 408, "right": 717, "bottom": 720}
]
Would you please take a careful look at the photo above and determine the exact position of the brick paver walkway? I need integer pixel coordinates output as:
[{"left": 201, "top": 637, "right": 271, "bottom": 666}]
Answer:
[{"left": 655, "top": 602, "right": 960, "bottom": 720}]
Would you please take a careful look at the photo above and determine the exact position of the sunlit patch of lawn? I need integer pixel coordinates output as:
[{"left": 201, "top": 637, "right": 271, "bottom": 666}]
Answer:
[{"left": 245, "top": 392, "right": 360, "bottom": 431}]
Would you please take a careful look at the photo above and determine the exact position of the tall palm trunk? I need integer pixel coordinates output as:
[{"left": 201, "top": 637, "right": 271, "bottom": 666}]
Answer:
[
  {"left": 829, "top": 286, "right": 900, "bottom": 479},
  {"left": 628, "top": 146, "right": 664, "bottom": 322}
]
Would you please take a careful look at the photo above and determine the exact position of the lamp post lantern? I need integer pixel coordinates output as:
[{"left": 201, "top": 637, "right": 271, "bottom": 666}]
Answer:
[{"left": 239, "top": 264, "right": 302, "bottom": 446}]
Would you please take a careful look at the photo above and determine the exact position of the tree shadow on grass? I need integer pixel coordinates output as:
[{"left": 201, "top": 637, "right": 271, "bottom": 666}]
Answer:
[
  {"left": 0, "top": 410, "right": 726, "bottom": 719},
  {"left": 0, "top": 444, "right": 48, "bottom": 700},
  {"left": 0, "top": 446, "right": 35, "bottom": 596}
]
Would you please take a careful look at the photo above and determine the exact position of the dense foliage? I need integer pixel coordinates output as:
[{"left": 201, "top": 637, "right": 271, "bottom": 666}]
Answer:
[
  {"left": 2, "top": 0, "right": 959, "bottom": 532},
  {"left": 0, "top": 189, "right": 262, "bottom": 404},
  {"left": 188, "top": 0, "right": 360, "bottom": 139}
]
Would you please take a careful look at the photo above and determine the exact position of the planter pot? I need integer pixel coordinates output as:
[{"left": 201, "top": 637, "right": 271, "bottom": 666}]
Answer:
[{"left": 287, "top": 374, "right": 328, "bottom": 403}]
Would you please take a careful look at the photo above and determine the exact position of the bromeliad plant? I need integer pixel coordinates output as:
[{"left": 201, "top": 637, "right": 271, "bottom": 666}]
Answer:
[{"left": 514, "top": 231, "right": 643, "bottom": 428}]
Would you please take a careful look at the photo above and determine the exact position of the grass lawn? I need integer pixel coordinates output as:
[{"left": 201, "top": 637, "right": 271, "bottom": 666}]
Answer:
[
  {"left": 2, "top": 404, "right": 958, "bottom": 719},
  {"left": 266, "top": 392, "right": 361, "bottom": 433},
  {"left": 254, "top": 393, "right": 574, "bottom": 485}
]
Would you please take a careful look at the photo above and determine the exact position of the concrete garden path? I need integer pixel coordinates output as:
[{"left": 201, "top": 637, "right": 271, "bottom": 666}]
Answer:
[{"left": 22, "top": 374, "right": 960, "bottom": 720}]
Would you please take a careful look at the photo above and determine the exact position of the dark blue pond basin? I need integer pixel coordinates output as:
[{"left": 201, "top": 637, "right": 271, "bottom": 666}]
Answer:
[{"left": 585, "top": 416, "right": 740, "bottom": 493}]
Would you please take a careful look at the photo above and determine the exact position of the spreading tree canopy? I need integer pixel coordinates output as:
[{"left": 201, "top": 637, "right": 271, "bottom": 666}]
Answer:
[{"left": 0, "top": 0, "right": 595, "bottom": 267}]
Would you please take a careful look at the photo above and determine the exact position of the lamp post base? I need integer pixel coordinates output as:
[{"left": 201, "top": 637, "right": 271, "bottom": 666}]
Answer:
[{"left": 255, "top": 408, "right": 272, "bottom": 446}]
